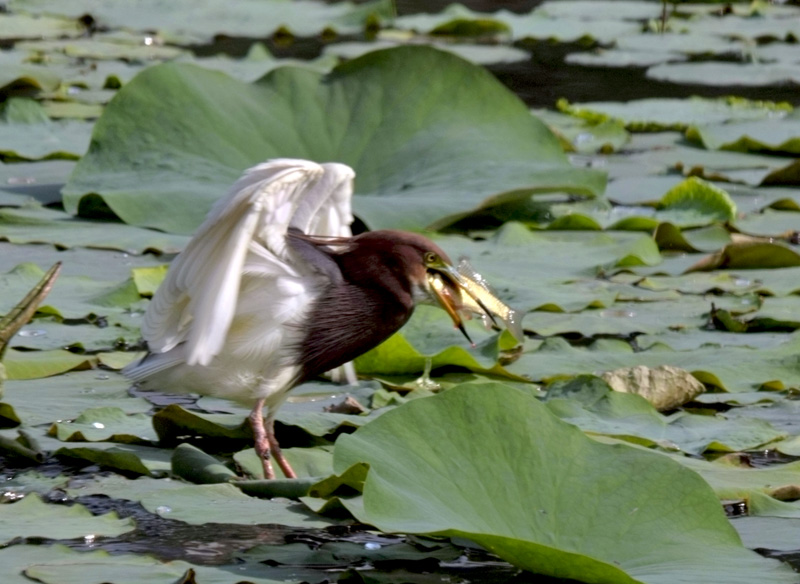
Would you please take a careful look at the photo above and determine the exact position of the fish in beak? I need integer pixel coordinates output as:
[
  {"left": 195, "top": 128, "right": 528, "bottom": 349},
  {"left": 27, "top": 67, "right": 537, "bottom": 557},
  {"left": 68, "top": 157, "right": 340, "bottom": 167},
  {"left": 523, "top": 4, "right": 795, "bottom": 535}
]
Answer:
[{"left": 426, "top": 259, "right": 524, "bottom": 346}]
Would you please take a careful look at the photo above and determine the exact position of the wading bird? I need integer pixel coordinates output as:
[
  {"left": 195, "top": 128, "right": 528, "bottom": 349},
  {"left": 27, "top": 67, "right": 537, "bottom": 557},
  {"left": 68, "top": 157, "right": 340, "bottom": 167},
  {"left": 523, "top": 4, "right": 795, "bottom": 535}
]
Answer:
[{"left": 124, "top": 159, "right": 520, "bottom": 479}]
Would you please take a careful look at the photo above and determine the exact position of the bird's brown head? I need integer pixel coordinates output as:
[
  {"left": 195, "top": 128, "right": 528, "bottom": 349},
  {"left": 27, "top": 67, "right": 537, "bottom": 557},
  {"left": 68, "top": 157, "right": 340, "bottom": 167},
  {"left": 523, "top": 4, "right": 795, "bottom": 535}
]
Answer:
[{"left": 339, "top": 230, "right": 475, "bottom": 343}]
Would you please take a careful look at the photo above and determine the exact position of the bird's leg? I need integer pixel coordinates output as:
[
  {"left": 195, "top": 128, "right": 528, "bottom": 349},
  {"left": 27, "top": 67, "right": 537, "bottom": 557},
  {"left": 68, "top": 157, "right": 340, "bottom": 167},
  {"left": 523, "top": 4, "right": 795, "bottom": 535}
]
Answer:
[
  {"left": 265, "top": 410, "right": 297, "bottom": 479},
  {"left": 249, "top": 398, "right": 276, "bottom": 480}
]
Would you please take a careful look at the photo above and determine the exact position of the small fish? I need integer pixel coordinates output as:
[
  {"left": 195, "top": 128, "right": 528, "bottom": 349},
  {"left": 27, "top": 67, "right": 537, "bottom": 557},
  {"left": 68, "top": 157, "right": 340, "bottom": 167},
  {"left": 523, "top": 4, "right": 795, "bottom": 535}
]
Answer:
[{"left": 427, "top": 259, "right": 525, "bottom": 343}]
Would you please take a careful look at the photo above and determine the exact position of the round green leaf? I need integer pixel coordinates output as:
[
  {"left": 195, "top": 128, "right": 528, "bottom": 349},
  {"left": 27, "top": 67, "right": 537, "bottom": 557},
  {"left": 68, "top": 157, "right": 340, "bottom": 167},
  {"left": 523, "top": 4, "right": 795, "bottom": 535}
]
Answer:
[
  {"left": 63, "top": 46, "right": 602, "bottom": 234},
  {"left": 333, "top": 383, "right": 794, "bottom": 582}
]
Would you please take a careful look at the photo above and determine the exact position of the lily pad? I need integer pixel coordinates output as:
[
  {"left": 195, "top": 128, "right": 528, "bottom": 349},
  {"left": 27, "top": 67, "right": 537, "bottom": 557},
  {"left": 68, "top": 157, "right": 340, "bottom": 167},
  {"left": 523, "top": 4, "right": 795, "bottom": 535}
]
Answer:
[
  {"left": 508, "top": 333, "right": 800, "bottom": 393},
  {"left": 54, "top": 441, "right": 172, "bottom": 476},
  {"left": 0, "top": 204, "right": 189, "bottom": 254},
  {"left": 559, "top": 97, "right": 791, "bottom": 132},
  {"left": 648, "top": 62, "right": 800, "bottom": 87},
  {"left": 49, "top": 406, "right": 157, "bottom": 443},
  {"left": 0, "top": 118, "right": 92, "bottom": 161},
  {"left": 685, "top": 239, "right": 800, "bottom": 272},
  {"left": 545, "top": 376, "right": 783, "bottom": 455},
  {"left": 687, "top": 119, "right": 800, "bottom": 154},
  {"left": 0, "top": 493, "right": 135, "bottom": 544},
  {"left": 140, "top": 482, "right": 341, "bottom": 528},
  {"left": 63, "top": 46, "right": 602, "bottom": 234},
  {"left": 1, "top": 370, "right": 150, "bottom": 427},
  {"left": 9, "top": 0, "right": 393, "bottom": 43},
  {"left": 324, "top": 39, "right": 529, "bottom": 66},
  {"left": 332, "top": 383, "right": 795, "bottom": 582},
  {"left": 0, "top": 13, "right": 84, "bottom": 40}
]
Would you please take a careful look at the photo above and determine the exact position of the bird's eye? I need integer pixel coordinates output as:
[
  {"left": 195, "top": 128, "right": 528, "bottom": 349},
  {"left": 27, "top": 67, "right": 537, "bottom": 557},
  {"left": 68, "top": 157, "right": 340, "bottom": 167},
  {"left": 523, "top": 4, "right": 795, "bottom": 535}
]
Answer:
[{"left": 424, "top": 251, "right": 438, "bottom": 265}]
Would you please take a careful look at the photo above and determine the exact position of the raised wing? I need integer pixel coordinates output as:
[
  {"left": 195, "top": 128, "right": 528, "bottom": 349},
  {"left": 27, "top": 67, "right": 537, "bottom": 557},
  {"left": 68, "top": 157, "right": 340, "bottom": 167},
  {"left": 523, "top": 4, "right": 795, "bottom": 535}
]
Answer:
[{"left": 141, "top": 158, "right": 356, "bottom": 367}]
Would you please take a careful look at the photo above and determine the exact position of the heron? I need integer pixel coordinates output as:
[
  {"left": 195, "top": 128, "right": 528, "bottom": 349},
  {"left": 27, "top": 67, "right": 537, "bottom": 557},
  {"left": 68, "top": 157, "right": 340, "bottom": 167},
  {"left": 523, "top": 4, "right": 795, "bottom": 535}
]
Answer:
[{"left": 124, "top": 159, "right": 520, "bottom": 479}]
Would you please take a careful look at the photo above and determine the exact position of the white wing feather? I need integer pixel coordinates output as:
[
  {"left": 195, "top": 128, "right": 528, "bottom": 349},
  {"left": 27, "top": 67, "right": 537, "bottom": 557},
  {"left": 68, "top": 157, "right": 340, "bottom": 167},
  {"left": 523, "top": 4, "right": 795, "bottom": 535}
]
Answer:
[{"left": 139, "top": 158, "right": 355, "bottom": 368}]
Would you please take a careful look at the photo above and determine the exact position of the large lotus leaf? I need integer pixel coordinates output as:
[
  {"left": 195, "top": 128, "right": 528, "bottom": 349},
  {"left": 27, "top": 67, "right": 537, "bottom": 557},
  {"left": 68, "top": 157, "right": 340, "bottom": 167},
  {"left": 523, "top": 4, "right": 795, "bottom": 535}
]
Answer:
[
  {"left": 559, "top": 97, "right": 790, "bottom": 132},
  {"left": 0, "top": 493, "right": 135, "bottom": 544},
  {"left": 332, "top": 383, "right": 795, "bottom": 582},
  {"left": 0, "top": 205, "right": 189, "bottom": 254},
  {"left": 10, "top": 0, "right": 393, "bottom": 43},
  {"left": 688, "top": 119, "right": 800, "bottom": 154},
  {"left": 507, "top": 333, "right": 800, "bottom": 393},
  {"left": 62, "top": 47, "right": 603, "bottom": 234}
]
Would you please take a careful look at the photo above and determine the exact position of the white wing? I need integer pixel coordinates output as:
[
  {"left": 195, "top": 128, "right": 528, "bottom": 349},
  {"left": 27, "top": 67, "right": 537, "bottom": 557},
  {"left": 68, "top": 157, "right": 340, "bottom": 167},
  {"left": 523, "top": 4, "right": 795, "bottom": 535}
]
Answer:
[{"left": 141, "top": 158, "right": 355, "bottom": 367}]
